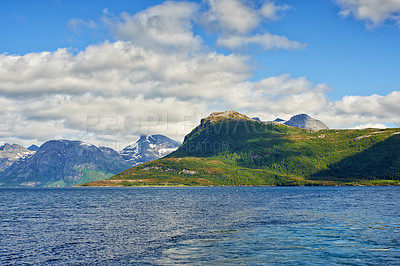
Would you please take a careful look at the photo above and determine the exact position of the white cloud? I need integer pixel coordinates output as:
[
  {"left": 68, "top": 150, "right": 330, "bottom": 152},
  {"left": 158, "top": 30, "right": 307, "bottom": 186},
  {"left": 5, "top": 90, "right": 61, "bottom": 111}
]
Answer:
[
  {"left": 0, "top": 41, "right": 251, "bottom": 99},
  {"left": 200, "top": 0, "right": 260, "bottom": 34},
  {"left": 330, "top": 92, "right": 400, "bottom": 117},
  {"left": 68, "top": 18, "right": 97, "bottom": 33},
  {"left": 200, "top": 0, "right": 304, "bottom": 51},
  {"left": 260, "top": 1, "right": 290, "bottom": 21},
  {"left": 317, "top": 91, "right": 400, "bottom": 129},
  {"left": 105, "top": 1, "right": 202, "bottom": 52},
  {"left": 217, "top": 32, "right": 306, "bottom": 50},
  {"left": 352, "top": 123, "right": 388, "bottom": 129},
  {"left": 336, "top": 0, "right": 400, "bottom": 27},
  {"left": 232, "top": 74, "right": 330, "bottom": 116}
]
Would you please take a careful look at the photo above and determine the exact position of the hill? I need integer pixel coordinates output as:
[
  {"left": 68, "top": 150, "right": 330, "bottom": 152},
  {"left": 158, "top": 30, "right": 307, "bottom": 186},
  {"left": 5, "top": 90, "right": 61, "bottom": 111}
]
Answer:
[{"left": 82, "top": 111, "right": 400, "bottom": 187}]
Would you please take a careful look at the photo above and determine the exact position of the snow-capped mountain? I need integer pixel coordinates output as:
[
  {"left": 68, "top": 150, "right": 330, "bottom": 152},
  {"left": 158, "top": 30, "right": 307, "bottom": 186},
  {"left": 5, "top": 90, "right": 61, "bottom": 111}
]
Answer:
[
  {"left": 120, "top": 135, "right": 181, "bottom": 166},
  {"left": 0, "top": 143, "right": 35, "bottom": 171}
]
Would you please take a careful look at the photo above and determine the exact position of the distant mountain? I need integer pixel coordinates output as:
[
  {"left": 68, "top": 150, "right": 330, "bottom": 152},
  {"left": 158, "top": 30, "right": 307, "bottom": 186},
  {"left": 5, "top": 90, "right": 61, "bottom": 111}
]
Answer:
[
  {"left": 284, "top": 114, "right": 328, "bottom": 131},
  {"left": 251, "top": 114, "right": 326, "bottom": 130},
  {"left": 274, "top": 118, "right": 286, "bottom": 123},
  {"left": 120, "top": 135, "right": 181, "bottom": 166},
  {"left": 27, "top": 145, "right": 40, "bottom": 151},
  {"left": 0, "top": 134, "right": 181, "bottom": 187},
  {"left": 0, "top": 140, "right": 130, "bottom": 187},
  {"left": 0, "top": 144, "right": 34, "bottom": 172}
]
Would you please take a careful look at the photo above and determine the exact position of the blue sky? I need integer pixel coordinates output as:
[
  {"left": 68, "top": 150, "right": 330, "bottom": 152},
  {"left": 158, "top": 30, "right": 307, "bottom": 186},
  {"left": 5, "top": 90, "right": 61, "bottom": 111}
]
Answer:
[{"left": 1, "top": 0, "right": 400, "bottom": 147}]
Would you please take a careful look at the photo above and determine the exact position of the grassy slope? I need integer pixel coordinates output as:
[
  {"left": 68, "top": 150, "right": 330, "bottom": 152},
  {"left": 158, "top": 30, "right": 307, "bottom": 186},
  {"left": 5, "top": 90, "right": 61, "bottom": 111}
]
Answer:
[
  {"left": 47, "top": 170, "right": 114, "bottom": 187},
  {"left": 83, "top": 119, "right": 400, "bottom": 187}
]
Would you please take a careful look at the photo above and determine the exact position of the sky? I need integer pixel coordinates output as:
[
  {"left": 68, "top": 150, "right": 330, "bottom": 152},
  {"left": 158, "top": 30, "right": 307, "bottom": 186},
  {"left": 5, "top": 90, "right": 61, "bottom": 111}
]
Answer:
[{"left": 1, "top": 0, "right": 400, "bottom": 149}]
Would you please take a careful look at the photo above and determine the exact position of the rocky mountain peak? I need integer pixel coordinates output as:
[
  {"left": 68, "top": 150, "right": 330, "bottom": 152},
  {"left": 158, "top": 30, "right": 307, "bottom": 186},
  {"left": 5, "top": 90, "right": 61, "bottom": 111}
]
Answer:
[
  {"left": 27, "top": 145, "right": 40, "bottom": 151},
  {"left": 274, "top": 118, "right": 286, "bottom": 123},
  {"left": 201, "top": 111, "right": 252, "bottom": 125},
  {"left": 0, "top": 143, "right": 35, "bottom": 161},
  {"left": 284, "top": 114, "right": 328, "bottom": 131},
  {"left": 0, "top": 143, "right": 35, "bottom": 171},
  {"left": 119, "top": 135, "right": 181, "bottom": 166}
]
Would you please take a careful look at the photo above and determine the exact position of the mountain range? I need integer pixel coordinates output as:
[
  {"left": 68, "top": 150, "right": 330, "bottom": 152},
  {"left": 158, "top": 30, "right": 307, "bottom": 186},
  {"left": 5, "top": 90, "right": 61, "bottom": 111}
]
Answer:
[
  {"left": 82, "top": 111, "right": 400, "bottom": 187},
  {"left": 0, "top": 135, "right": 180, "bottom": 187}
]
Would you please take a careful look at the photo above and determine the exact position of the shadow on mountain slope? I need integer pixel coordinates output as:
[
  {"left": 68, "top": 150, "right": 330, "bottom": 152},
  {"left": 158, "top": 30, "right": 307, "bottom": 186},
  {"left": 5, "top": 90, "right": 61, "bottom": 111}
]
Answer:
[
  {"left": 311, "top": 134, "right": 400, "bottom": 181},
  {"left": 170, "top": 120, "right": 292, "bottom": 158}
]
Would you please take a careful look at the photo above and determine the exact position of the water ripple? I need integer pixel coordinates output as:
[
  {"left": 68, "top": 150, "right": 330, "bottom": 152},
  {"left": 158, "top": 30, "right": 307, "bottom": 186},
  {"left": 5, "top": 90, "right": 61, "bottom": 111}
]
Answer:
[{"left": 1, "top": 186, "right": 400, "bottom": 265}]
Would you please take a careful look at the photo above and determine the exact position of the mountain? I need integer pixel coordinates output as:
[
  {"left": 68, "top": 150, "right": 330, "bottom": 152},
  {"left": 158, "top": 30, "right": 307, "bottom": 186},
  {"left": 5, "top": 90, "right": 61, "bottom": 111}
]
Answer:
[
  {"left": 274, "top": 118, "right": 286, "bottom": 123},
  {"left": 27, "top": 145, "right": 40, "bottom": 151},
  {"left": 82, "top": 111, "right": 400, "bottom": 187},
  {"left": 0, "top": 134, "right": 181, "bottom": 187},
  {"left": 0, "top": 140, "right": 130, "bottom": 187},
  {"left": 0, "top": 144, "right": 35, "bottom": 172},
  {"left": 119, "top": 135, "right": 181, "bottom": 166},
  {"left": 284, "top": 114, "right": 328, "bottom": 131}
]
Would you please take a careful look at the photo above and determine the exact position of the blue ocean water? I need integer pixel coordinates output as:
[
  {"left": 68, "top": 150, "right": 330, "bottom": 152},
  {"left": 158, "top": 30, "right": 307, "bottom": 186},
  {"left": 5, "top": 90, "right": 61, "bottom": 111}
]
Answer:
[{"left": 1, "top": 187, "right": 400, "bottom": 265}]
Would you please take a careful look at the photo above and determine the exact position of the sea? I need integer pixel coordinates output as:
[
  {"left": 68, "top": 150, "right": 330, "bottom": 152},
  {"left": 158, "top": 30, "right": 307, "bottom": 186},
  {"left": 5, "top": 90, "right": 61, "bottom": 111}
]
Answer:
[{"left": 1, "top": 186, "right": 400, "bottom": 265}]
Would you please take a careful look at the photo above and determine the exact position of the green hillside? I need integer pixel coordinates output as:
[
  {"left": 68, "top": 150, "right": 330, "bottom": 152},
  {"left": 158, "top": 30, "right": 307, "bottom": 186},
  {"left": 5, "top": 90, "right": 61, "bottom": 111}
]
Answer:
[{"left": 82, "top": 111, "right": 400, "bottom": 187}]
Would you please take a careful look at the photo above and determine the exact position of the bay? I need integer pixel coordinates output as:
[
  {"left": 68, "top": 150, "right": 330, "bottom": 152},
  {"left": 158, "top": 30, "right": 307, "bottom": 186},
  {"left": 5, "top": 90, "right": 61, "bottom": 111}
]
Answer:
[{"left": 1, "top": 186, "right": 400, "bottom": 265}]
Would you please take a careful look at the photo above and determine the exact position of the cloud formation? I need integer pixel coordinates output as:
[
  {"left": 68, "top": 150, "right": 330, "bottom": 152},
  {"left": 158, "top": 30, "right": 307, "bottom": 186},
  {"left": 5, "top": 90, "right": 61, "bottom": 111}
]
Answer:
[
  {"left": 68, "top": 18, "right": 97, "bottom": 33},
  {"left": 105, "top": 1, "right": 202, "bottom": 52},
  {"left": 217, "top": 32, "right": 306, "bottom": 50},
  {"left": 0, "top": 39, "right": 248, "bottom": 147},
  {"left": 200, "top": 0, "right": 304, "bottom": 50},
  {"left": 260, "top": 1, "right": 290, "bottom": 21},
  {"left": 200, "top": 0, "right": 261, "bottom": 34},
  {"left": 336, "top": 0, "right": 400, "bottom": 27}
]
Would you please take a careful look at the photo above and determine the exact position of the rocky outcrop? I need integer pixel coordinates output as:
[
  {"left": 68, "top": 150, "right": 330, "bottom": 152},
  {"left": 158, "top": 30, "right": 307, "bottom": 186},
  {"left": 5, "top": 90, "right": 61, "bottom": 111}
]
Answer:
[{"left": 200, "top": 111, "right": 253, "bottom": 126}]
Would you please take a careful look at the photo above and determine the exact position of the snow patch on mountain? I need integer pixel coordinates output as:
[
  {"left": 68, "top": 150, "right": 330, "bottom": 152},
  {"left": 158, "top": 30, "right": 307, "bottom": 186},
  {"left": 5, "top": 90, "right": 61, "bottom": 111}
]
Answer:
[{"left": 120, "top": 135, "right": 181, "bottom": 166}]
